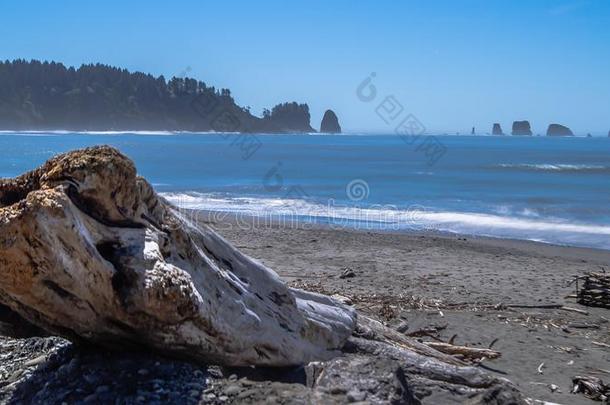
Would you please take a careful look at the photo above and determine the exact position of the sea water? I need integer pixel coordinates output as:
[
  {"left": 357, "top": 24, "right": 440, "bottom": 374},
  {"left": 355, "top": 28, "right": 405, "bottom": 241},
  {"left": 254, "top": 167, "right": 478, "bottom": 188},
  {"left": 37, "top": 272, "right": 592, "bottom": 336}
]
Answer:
[{"left": 1, "top": 132, "right": 609, "bottom": 250}]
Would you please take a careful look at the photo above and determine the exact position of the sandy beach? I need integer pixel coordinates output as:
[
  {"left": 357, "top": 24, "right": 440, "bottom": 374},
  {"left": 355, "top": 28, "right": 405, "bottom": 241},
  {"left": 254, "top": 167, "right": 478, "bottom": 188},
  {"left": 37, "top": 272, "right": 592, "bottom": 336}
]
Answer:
[
  {"left": 1, "top": 206, "right": 609, "bottom": 404},
  {"left": 197, "top": 210, "right": 610, "bottom": 404}
]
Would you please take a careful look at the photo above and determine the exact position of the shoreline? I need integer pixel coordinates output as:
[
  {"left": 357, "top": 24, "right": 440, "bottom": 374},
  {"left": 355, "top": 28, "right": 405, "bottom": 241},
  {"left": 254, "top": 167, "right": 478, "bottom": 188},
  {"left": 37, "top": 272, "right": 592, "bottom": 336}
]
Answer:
[
  {"left": 161, "top": 190, "right": 610, "bottom": 252},
  {"left": 191, "top": 208, "right": 610, "bottom": 262}
]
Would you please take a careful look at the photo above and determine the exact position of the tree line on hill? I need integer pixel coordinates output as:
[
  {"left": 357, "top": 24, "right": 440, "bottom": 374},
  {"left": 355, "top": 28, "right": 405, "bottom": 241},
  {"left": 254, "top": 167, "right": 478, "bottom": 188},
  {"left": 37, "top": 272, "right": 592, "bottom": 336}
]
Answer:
[{"left": 0, "top": 59, "right": 315, "bottom": 132}]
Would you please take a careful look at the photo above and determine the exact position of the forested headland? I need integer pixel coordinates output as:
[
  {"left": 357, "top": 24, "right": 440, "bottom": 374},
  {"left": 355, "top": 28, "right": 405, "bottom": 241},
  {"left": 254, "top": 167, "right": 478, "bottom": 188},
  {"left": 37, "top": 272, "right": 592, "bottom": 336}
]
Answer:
[{"left": 0, "top": 59, "right": 315, "bottom": 133}]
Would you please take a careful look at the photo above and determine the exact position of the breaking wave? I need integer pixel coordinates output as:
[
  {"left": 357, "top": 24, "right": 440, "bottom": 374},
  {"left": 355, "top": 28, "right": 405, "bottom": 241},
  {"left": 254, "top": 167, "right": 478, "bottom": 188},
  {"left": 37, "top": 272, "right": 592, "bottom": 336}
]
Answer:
[
  {"left": 161, "top": 192, "right": 610, "bottom": 250},
  {"left": 494, "top": 163, "right": 610, "bottom": 173}
]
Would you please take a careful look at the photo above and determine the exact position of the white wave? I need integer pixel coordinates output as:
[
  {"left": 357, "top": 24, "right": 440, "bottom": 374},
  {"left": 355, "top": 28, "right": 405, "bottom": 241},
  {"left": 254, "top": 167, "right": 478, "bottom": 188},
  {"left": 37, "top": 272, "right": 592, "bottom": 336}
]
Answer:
[
  {"left": 493, "top": 205, "right": 540, "bottom": 218},
  {"left": 161, "top": 192, "right": 610, "bottom": 249},
  {"left": 416, "top": 211, "right": 610, "bottom": 235},
  {"left": 162, "top": 192, "right": 422, "bottom": 228},
  {"left": 496, "top": 163, "right": 609, "bottom": 172},
  {"left": 0, "top": 131, "right": 62, "bottom": 137}
]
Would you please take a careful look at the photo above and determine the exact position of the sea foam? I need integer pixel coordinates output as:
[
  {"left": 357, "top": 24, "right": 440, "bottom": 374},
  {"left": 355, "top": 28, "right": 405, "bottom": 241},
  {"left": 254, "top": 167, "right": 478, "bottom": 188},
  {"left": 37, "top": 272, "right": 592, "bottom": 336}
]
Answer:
[
  {"left": 495, "top": 163, "right": 610, "bottom": 172},
  {"left": 161, "top": 192, "right": 610, "bottom": 250}
]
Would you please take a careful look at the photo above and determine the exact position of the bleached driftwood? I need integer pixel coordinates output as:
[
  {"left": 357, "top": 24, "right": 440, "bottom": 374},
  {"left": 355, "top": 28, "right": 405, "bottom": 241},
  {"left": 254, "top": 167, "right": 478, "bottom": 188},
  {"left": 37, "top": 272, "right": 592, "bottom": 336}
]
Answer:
[
  {"left": 0, "top": 146, "right": 356, "bottom": 366},
  {"left": 422, "top": 342, "right": 501, "bottom": 360}
]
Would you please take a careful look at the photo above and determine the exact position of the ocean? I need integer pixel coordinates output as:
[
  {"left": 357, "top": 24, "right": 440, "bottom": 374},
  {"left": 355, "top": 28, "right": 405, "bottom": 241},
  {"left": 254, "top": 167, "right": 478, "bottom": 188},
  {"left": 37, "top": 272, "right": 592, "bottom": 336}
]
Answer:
[{"left": 1, "top": 131, "right": 609, "bottom": 250}]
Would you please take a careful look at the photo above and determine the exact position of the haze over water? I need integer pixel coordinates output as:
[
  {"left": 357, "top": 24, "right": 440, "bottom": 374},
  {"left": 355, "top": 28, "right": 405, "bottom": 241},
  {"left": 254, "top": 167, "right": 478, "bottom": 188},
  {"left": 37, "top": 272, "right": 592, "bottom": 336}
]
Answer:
[{"left": 1, "top": 132, "right": 609, "bottom": 250}]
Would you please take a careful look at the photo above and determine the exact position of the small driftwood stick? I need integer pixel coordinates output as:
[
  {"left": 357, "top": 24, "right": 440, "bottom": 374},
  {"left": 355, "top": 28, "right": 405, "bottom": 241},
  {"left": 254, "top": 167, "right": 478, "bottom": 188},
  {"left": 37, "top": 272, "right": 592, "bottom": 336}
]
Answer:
[
  {"left": 592, "top": 341, "right": 610, "bottom": 348},
  {"left": 506, "top": 304, "right": 563, "bottom": 309},
  {"left": 423, "top": 342, "right": 501, "bottom": 360},
  {"left": 505, "top": 304, "right": 589, "bottom": 315},
  {"left": 560, "top": 306, "right": 589, "bottom": 315}
]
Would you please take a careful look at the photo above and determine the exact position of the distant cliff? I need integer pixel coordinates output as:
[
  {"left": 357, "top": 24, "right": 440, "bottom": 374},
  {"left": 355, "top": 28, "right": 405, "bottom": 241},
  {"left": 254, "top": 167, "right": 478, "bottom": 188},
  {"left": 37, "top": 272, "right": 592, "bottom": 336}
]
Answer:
[
  {"left": 320, "top": 110, "right": 341, "bottom": 133},
  {"left": 512, "top": 121, "right": 533, "bottom": 136},
  {"left": 0, "top": 59, "right": 315, "bottom": 133},
  {"left": 546, "top": 124, "right": 573, "bottom": 136},
  {"left": 492, "top": 123, "right": 503, "bottom": 135}
]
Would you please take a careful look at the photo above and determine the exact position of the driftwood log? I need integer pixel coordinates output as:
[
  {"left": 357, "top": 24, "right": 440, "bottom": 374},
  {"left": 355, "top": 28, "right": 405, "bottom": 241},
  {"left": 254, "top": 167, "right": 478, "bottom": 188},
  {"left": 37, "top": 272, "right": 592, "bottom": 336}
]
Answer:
[
  {"left": 0, "top": 147, "right": 525, "bottom": 402},
  {"left": 0, "top": 146, "right": 356, "bottom": 366},
  {"left": 578, "top": 272, "right": 610, "bottom": 309}
]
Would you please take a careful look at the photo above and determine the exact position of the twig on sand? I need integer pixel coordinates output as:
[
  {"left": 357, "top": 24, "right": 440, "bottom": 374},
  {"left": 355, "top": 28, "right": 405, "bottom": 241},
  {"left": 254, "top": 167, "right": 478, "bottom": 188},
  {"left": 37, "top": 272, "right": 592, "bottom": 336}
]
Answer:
[
  {"left": 537, "top": 362, "right": 545, "bottom": 375},
  {"left": 568, "top": 322, "right": 599, "bottom": 329},
  {"left": 506, "top": 304, "right": 563, "bottom": 309},
  {"left": 423, "top": 342, "right": 501, "bottom": 360},
  {"left": 560, "top": 306, "right": 589, "bottom": 315},
  {"left": 586, "top": 367, "right": 610, "bottom": 375},
  {"left": 592, "top": 341, "right": 610, "bottom": 348}
]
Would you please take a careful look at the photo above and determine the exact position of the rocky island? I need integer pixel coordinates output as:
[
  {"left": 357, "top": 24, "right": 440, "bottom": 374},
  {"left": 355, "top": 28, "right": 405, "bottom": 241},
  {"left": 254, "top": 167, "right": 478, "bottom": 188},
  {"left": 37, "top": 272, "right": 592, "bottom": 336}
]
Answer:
[
  {"left": 0, "top": 147, "right": 527, "bottom": 404},
  {"left": 320, "top": 109, "right": 342, "bottom": 133},
  {"left": 492, "top": 123, "right": 504, "bottom": 135},
  {"left": 511, "top": 120, "right": 533, "bottom": 136},
  {"left": 546, "top": 123, "right": 574, "bottom": 136}
]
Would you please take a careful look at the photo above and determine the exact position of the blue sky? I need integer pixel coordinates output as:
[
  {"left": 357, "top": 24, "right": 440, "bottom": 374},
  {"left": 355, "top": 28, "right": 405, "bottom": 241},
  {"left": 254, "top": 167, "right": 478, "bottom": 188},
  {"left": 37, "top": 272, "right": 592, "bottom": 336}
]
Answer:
[{"left": 1, "top": 0, "right": 609, "bottom": 134}]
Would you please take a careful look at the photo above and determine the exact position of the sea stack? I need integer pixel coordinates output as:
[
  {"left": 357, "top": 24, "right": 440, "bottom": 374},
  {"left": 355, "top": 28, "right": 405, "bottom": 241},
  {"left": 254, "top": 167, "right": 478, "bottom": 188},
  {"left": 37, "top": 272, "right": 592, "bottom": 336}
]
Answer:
[
  {"left": 512, "top": 121, "right": 532, "bottom": 136},
  {"left": 492, "top": 123, "right": 503, "bottom": 135},
  {"left": 320, "top": 109, "right": 342, "bottom": 133},
  {"left": 546, "top": 124, "right": 573, "bottom": 136}
]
